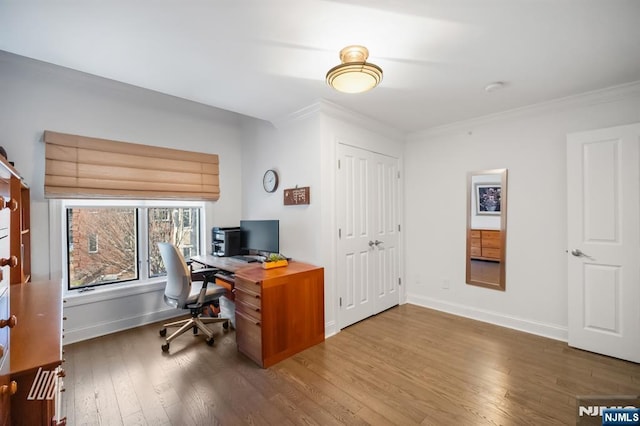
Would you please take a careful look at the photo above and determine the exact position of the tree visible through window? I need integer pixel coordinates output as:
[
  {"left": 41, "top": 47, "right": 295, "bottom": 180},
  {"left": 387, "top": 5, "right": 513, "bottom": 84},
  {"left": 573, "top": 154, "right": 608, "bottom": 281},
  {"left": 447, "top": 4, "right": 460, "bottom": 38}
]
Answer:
[{"left": 66, "top": 205, "right": 201, "bottom": 290}]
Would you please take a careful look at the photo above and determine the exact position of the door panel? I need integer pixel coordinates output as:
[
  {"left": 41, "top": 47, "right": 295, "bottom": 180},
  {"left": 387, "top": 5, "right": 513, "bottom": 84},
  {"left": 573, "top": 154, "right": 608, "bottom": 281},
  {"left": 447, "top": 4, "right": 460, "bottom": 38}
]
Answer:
[
  {"left": 338, "top": 144, "right": 399, "bottom": 328},
  {"left": 373, "top": 154, "right": 399, "bottom": 312},
  {"left": 338, "top": 146, "right": 374, "bottom": 326},
  {"left": 567, "top": 123, "right": 640, "bottom": 363}
]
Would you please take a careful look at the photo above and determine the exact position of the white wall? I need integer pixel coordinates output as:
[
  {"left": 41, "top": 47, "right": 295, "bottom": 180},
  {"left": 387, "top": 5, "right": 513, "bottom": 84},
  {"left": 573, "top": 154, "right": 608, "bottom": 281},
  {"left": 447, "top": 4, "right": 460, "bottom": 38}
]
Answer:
[
  {"left": 242, "top": 101, "right": 405, "bottom": 336},
  {"left": 240, "top": 112, "right": 323, "bottom": 264},
  {"left": 0, "top": 51, "right": 249, "bottom": 343},
  {"left": 404, "top": 82, "right": 640, "bottom": 340}
]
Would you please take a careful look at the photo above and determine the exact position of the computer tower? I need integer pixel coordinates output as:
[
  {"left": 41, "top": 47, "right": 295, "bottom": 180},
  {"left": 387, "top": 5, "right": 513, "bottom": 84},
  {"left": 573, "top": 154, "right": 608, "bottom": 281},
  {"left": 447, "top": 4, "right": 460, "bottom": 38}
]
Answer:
[{"left": 211, "top": 227, "right": 241, "bottom": 257}]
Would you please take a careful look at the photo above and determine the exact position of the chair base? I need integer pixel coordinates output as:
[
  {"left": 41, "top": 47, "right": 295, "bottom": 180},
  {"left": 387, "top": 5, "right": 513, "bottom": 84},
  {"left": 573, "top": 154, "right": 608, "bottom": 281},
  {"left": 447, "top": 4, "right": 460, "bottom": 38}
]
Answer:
[{"left": 160, "top": 315, "right": 229, "bottom": 352}]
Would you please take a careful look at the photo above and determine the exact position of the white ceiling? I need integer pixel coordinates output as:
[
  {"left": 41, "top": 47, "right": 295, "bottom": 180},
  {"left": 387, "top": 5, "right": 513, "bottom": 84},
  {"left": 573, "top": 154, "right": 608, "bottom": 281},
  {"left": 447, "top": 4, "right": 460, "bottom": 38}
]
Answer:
[{"left": 1, "top": 0, "right": 639, "bottom": 133}]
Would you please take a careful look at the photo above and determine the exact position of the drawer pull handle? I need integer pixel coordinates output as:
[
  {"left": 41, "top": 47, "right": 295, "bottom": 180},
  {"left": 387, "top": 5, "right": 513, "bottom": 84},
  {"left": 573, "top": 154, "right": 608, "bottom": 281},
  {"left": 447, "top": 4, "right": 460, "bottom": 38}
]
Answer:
[
  {"left": 0, "top": 198, "right": 18, "bottom": 212},
  {"left": 0, "top": 256, "right": 17, "bottom": 268},
  {"left": 57, "top": 369, "right": 66, "bottom": 378},
  {"left": 0, "top": 380, "right": 17, "bottom": 395},
  {"left": 0, "top": 315, "right": 17, "bottom": 329}
]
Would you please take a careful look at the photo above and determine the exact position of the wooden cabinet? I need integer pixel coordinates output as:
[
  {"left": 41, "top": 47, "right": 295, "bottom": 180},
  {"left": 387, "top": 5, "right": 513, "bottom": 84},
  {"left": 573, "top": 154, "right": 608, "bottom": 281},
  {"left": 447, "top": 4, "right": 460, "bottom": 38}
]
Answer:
[
  {"left": 470, "top": 229, "right": 502, "bottom": 261},
  {"left": 9, "top": 178, "right": 29, "bottom": 284},
  {"left": 234, "top": 262, "right": 324, "bottom": 368},
  {"left": 0, "top": 158, "right": 21, "bottom": 426},
  {"left": 10, "top": 281, "right": 65, "bottom": 426}
]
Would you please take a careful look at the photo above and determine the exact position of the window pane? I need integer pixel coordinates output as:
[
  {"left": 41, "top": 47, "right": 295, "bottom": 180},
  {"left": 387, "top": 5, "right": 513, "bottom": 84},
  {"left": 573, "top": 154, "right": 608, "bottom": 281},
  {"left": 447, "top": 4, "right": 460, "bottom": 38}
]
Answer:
[
  {"left": 67, "top": 208, "right": 138, "bottom": 289},
  {"left": 148, "top": 208, "right": 201, "bottom": 277}
]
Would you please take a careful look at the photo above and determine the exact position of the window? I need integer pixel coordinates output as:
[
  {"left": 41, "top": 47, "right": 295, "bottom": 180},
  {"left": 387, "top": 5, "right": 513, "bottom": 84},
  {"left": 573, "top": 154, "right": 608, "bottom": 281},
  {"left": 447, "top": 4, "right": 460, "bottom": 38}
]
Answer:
[
  {"left": 87, "top": 234, "right": 99, "bottom": 253},
  {"left": 65, "top": 201, "right": 204, "bottom": 290}
]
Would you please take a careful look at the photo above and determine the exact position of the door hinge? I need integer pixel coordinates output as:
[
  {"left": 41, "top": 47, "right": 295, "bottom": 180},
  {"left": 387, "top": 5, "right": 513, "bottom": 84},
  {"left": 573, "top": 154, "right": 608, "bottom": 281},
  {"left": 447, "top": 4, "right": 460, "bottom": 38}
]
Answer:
[
  {"left": 338, "top": 228, "right": 341, "bottom": 239},
  {"left": 398, "top": 224, "right": 401, "bottom": 232},
  {"left": 338, "top": 159, "right": 341, "bottom": 169},
  {"left": 397, "top": 171, "right": 400, "bottom": 179},
  {"left": 398, "top": 277, "right": 402, "bottom": 286},
  {"left": 339, "top": 297, "right": 342, "bottom": 307}
]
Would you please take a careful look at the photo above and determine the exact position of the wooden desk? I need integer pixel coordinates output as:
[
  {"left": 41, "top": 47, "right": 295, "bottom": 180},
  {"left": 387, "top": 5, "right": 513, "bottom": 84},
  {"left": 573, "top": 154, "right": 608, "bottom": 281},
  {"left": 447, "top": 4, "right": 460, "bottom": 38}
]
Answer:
[
  {"left": 190, "top": 254, "right": 251, "bottom": 274},
  {"left": 190, "top": 256, "right": 325, "bottom": 368}
]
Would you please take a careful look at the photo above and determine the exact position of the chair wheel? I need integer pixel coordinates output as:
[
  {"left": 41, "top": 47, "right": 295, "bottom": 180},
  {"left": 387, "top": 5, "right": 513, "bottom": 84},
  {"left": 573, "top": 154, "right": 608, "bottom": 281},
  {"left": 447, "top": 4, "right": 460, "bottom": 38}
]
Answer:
[
  {"left": 223, "top": 321, "right": 229, "bottom": 330},
  {"left": 161, "top": 343, "right": 170, "bottom": 352},
  {"left": 206, "top": 337, "right": 215, "bottom": 346},
  {"left": 159, "top": 328, "right": 167, "bottom": 337}
]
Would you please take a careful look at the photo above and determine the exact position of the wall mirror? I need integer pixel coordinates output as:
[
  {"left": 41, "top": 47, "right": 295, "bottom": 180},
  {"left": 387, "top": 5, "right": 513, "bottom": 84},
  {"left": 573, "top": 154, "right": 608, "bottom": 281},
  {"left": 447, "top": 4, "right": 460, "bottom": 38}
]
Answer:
[{"left": 466, "top": 168, "right": 507, "bottom": 290}]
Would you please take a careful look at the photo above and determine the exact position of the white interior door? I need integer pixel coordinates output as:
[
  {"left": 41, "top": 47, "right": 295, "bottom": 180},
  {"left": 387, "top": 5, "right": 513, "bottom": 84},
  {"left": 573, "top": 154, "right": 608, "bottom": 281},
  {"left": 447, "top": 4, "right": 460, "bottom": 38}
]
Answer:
[
  {"left": 337, "top": 143, "right": 400, "bottom": 329},
  {"left": 567, "top": 122, "right": 640, "bottom": 363}
]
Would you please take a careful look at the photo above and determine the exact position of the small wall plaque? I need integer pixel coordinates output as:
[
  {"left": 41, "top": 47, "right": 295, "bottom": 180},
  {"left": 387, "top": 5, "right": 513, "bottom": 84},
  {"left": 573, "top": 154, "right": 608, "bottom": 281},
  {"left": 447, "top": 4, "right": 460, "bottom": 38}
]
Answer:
[{"left": 284, "top": 186, "right": 310, "bottom": 205}]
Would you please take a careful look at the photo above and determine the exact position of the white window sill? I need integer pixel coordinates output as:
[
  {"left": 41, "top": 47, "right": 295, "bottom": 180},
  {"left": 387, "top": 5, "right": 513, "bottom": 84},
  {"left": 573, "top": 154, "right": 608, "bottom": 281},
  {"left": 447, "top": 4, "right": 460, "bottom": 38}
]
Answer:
[{"left": 63, "top": 278, "right": 167, "bottom": 307}]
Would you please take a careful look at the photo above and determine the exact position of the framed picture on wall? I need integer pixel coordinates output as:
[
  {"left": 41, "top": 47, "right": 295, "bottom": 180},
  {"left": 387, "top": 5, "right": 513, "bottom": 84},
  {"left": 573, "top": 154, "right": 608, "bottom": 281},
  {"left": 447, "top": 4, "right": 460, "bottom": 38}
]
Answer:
[{"left": 475, "top": 183, "right": 501, "bottom": 215}]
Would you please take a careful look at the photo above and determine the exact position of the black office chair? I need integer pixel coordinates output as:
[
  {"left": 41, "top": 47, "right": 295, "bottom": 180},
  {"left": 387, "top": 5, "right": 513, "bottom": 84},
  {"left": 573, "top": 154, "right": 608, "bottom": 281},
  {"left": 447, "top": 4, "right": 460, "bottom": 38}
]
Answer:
[{"left": 157, "top": 242, "right": 229, "bottom": 352}]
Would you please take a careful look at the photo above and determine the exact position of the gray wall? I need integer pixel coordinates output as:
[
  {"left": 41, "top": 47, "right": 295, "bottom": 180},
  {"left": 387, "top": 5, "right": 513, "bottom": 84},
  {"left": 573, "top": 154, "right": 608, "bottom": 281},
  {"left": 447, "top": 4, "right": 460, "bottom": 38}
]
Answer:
[{"left": 0, "top": 51, "right": 250, "bottom": 342}]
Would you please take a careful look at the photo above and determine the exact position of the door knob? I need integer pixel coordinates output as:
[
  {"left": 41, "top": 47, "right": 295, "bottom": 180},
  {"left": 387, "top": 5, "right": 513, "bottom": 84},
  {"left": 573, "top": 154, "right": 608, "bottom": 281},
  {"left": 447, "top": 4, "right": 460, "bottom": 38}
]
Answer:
[
  {"left": 374, "top": 240, "right": 383, "bottom": 246},
  {"left": 0, "top": 315, "right": 17, "bottom": 329},
  {"left": 571, "top": 248, "right": 587, "bottom": 257},
  {"left": 368, "top": 241, "right": 375, "bottom": 247}
]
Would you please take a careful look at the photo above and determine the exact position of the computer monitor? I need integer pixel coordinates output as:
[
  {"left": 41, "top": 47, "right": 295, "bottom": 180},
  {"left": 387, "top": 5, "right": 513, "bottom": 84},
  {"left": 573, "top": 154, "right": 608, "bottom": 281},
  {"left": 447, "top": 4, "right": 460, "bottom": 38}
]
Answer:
[{"left": 240, "top": 220, "right": 279, "bottom": 254}]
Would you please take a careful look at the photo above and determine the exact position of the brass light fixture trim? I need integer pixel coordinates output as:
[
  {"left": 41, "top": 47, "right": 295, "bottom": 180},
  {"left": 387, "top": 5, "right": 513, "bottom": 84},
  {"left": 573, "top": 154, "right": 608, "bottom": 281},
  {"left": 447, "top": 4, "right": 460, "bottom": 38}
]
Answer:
[{"left": 326, "top": 45, "right": 383, "bottom": 94}]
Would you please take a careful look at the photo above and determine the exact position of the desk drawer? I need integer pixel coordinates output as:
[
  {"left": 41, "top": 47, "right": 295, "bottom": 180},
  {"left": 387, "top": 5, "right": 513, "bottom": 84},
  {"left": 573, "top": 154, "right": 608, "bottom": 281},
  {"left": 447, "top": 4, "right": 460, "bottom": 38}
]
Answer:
[
  {"left": 234, "top": 276, "right": 262, "bottom": 295},
  {"left": 235, "top": 310, "right": 262, "bottom": 366},
  {"left": 234, "top": 287, "right": 261, "bottom": 309},
  {"left": 235, "top": 300, "right": 261, "bottom": 323}
]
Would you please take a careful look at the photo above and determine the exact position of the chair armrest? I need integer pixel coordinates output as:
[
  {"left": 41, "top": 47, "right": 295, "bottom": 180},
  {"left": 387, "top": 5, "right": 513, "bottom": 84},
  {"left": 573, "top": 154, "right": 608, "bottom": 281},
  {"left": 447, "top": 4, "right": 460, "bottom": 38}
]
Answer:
[
  {"left": 194, "top": 268, "right": 220, "bottom": 305},
  {"left": 191, "top": 267, "right": 218, "bottom": 282}
]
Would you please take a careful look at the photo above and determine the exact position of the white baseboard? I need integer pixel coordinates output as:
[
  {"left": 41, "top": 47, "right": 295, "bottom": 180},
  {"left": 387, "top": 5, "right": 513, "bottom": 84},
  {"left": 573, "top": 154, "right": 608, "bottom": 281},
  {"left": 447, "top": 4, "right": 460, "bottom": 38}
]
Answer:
[
  {"left": 407, "top": 294, "right": 568, "bottom": 342},
  {"left": 63, "top": 309, "right": 182, "bottom": 345}
]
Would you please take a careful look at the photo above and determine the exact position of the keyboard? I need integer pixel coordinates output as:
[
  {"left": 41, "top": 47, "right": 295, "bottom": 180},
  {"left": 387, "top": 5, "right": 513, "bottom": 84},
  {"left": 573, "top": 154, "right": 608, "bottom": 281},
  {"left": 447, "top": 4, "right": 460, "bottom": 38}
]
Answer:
[{"left": 231, "top": 255, "right": 258, "bottom": 263}]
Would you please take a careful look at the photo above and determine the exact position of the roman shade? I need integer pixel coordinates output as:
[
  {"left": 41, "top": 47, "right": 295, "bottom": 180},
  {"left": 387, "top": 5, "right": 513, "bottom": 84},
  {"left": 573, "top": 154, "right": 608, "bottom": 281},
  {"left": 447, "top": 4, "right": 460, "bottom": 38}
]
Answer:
[{"left": 44, "top": 131, "right": 220, "bottom": 201}]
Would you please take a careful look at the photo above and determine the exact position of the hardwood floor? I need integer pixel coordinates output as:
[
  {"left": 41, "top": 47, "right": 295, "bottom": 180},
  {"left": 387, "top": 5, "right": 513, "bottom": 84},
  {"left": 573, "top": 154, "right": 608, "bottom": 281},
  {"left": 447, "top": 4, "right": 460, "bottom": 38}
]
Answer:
[{"left": 62, "top": 304, "right": 639, "bottom": 425}]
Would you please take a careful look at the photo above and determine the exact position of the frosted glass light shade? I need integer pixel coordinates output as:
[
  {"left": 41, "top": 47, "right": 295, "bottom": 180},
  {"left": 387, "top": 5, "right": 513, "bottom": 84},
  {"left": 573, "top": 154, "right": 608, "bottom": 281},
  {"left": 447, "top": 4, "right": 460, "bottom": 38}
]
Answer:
[{"left": 326, "top": 46, "right": 383, "bottom": 94}]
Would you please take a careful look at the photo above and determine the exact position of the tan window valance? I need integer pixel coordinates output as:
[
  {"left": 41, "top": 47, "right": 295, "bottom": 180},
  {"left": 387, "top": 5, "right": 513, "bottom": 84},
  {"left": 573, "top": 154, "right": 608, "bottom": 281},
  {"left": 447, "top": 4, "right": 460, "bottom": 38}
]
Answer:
[{"left": 44, "top": 131, "right": 220, "bottom": 201}]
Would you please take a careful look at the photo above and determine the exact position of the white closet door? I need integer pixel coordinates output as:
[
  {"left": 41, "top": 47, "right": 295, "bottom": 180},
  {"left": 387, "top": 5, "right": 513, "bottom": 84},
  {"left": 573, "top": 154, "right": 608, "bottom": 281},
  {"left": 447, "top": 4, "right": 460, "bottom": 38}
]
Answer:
[
  {"left": 567, "top": 123, "right": 640, "bottom": 363},
  {"left": 337, "top": 143, "right": 400, "bottom": 329}
]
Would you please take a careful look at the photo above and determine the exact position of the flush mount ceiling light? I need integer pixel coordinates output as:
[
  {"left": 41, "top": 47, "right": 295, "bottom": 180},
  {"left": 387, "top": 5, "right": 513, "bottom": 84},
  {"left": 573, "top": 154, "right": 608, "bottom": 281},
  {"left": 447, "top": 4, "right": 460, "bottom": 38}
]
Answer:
[{"left": 326, "top": 45, "right": 383, "bottom": 94}]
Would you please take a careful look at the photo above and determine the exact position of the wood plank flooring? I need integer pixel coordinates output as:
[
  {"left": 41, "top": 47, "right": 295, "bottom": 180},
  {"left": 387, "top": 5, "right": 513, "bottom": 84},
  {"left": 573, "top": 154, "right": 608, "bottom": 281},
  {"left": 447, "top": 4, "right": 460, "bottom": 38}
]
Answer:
[{"left": 61, "top": 304, "right": 640, "bottom": 425}]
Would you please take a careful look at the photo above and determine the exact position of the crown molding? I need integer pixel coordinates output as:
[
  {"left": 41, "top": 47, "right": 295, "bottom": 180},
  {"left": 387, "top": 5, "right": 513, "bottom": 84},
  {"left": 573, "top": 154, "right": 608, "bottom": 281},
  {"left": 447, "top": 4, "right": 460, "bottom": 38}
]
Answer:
[
  {"left": 272, "top": 99, "right": 405, "bottom": 141},
  {"left": 409, "top": 80, "right": 640, "bottom": 141}
]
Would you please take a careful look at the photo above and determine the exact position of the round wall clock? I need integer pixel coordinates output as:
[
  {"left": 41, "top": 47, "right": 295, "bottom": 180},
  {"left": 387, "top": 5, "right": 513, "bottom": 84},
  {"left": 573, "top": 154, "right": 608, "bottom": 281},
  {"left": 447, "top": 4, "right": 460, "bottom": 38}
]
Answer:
[{"left": 263, "top": 169, "right": 279, "bottom": 193}]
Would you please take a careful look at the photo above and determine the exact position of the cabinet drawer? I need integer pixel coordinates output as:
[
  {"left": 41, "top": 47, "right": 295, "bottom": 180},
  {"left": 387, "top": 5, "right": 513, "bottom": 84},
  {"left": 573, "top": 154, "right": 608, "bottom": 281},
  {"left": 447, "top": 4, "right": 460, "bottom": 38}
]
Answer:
[
  {"left": 469, "top": 230, "right": 481, "bottom": 238},
  {"left": 235, "top": 310, "right": 262, "bottom": 366},
  {"left": 470, "top": 238, "right": 481, "bottom": 248},
  {"left": 481, "top": 230, "right": 500, "bottom": 240},
  {"left": 470, "top": 246, "right": 482, "bottom": 257},
  {"left": 0, "top": 290, "right": 7, "bottom": 373},
  {"left": 482, "top": 248, "right": 501, "bottom": 259},
  {"left": 234, "top": 276, "right": 262, "bottom": 295},
  {"left": 482, "top": 238, "right": 501, "bottom": 249}
]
